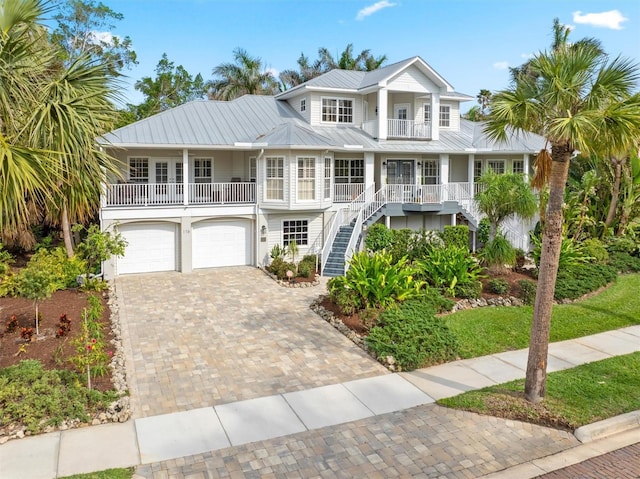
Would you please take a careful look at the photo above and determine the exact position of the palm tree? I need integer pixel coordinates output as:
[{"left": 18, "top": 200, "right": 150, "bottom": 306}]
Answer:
[
  {"left": 26, "top": 54, "right": 122, "bottom": 256},
  {"left": 318, "top": 44, "right": 386, "bottom": 71},
  {"left": 279, "top": 52, "right": 324, "bottom": 89},
  {"left": 485, "top": 23, "right": 640, "bottom": 403},
  {"left": 208, "top": 48, "right": 279, "bottom": 100}
]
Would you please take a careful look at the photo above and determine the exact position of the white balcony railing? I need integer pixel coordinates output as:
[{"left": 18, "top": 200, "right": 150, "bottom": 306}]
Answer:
[
  {"left": 334, "top": 183, "right": 365, "bottom": 203},
  {"left": 387, "top": 119, "right": 431, "bottom": 139},
  {"left": 105, "top": 182, "right": 256, "bottom": 207}
]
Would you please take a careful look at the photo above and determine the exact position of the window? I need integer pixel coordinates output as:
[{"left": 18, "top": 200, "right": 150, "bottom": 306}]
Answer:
[
  {"left": 193, "top": 158, "right": 212, "bottom": 183},
  {"left": 300, "top": 99, "right": 306, "bottom": 112},
  {"left": 297, "top": 157, "right": 316, "bottom": 201},
  {"left": 249, "top": 157, "right": 256, "bottom": 182},
  {"left": 322, "top": 98, "right": 353, "bottom": 123},
  {"left": 324, "top": 157, "right": 332, "bottom": 199},
  {"left": 129, "top": 157, "right": 148, "bottom": 183},
  {"left": 421, "top": 159, "right": 440, "bottom": 185},
  {"left": 488, "top": 160, "right": 506, "bottom": 174},
  {"left": 439, "top": 105, "right": 450, "bottom": 127},
  {"left": 474, "top": 160, "right": 482, "bottom": 181},
  {"left": 266, "top": 157, "right": 284, "bottom": 200},
  {"left": 283, "top": 220, "right": 308, "bottom": 246},
  {"left": 513, "top": 159, "right": 525, "bottom": 174},
  {"left": 423, "top": 104, "right": 432, "bottom": 123},
  {"left": 334, "top": 158, "right": 364, "bottom": 184}
]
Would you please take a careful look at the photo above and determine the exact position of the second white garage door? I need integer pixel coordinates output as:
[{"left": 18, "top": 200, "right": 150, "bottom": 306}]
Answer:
[
  {"left": 192, "top": 220, "right": 252, "bottom": 269},
  {"left": 117, "top": 222, "right": 177, "bottom": 274}
]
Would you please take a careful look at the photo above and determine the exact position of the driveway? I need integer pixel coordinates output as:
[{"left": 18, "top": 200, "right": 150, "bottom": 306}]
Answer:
[{"left": 115, "top": 267, "right": 387, "bottom": 418}]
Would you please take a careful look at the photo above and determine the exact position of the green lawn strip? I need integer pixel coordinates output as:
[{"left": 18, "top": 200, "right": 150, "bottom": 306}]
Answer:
[
  {"left": 438, "top": 353, "right": 640, "bottom": 430},
  {"left": 59, "top": 468, "right": 134, "bottom": 479},
  {"left": 445, "top": 274, "right": 640, "bottom": 358}
]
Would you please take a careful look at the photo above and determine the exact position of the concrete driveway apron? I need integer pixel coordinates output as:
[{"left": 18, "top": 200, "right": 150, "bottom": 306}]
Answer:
[{"left": 115, "top": 267, "right": 387, "bottom": 418}]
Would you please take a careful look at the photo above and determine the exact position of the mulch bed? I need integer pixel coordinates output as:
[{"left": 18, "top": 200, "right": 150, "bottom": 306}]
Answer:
[{"left": 0, "top": 289, "right": 114, "bottom": 392}]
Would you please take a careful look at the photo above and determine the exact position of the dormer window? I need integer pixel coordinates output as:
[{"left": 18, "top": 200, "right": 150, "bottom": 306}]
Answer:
[
  {"left": 322, "top": 98, "right": 353, "bottom": 124},
  {"left": 300, "top": 99, "right": 306, "bottom": 112}
]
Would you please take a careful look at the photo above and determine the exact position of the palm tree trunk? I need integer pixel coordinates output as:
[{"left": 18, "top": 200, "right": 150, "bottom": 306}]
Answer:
[
  {"left": 61, "top": 205, "right": 74, "bottom": 258},
  {"left": 604, "top": 158, "right": 623, "bottom": 229},
  {"left": 524, "top": 145, "right": 572, "bottom": 403}
]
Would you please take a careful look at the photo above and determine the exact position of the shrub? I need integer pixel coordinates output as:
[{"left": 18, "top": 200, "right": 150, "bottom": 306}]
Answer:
[
  {"left": 481, "top": 234, "right": 516, "bottom": 272},
  {"left": 360, "top": 306, "right": 382, "bottom": 330},
  {"left": 532, "top": 236, "right": 590, "bottom": 271},
  {"left": 387, "top": 228, "right": 413, "bottom": 263},
  {"left": 267, "top": 258, "right": 297, "bottom": 280},
  {"left": 415, "top": 246, "right": 484, "bottom": 296},
  {"left": 607, "top": 251, "right": 640, "bottom": 273},
  {"left": 0, "top": 245, "right": 13, "bottom": 275},
  {"left": 297, "top": 261, "right": 312, "bottom": 278},
  {"left": 270, "top": 244, "right": 286, "bottom": 261},
  {"left": 0, "top": 360, "right": 118, "bottom": 433},
  {"left": 74, "top": 224, "right": 126, "bottom": 277},
  {"left": 441, "top": 225, "right": 470, "bottom": 250},
  {"left": 604, "top": 236, "right": 638, "bottom": 255},
  {"left": 477, "top": 218, "right": 490, "bottom": 245},
  {"left": 454, "top": 280, "right": 483, "bottom": 299},
  {"left": 517, "top": 279, "right": 537, "bottom": 305},
  {"left": 327, "top": 278, "right": 362, "bottom": 315},
  {"left": 554, "top": 263, "right": 618, "bottom": 300},
  {"left": 365, "top": 223, "right": 394, "bottom": 252},
  {"left": 366, "top": 300, "right": 460, "bottom": 370},
  {"left": 19, "top": 247, "right": 86, "bottom": 291},
  {"left": 488, "top": 278, "right": 510, "bottom": 295},
  {"left": 580, "top": 238, "right": 608, "bottom": 263},
  {"left": 417, "top": 287, "right": 455, "bottom": 313},
  {"left": 406, "top": 229, "right": 444, "bottom": 261}
]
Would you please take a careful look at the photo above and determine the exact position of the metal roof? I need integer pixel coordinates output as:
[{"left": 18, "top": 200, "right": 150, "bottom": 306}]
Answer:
[{"left": 101, "top": 96, "right": 544, "bottom": 155}]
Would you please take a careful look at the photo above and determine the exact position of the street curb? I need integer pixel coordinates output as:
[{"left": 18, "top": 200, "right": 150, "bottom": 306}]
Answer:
[{"left": 574, "top": 410, "right": 640, "bottom": 443}]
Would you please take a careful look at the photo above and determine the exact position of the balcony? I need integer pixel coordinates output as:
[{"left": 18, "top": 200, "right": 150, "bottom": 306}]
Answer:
[
  {"left": 104, "top": 182, "right": 256, "bottom": 207},
  {"left": 362, "top": 119, "right": 432, "bottom": 140}
]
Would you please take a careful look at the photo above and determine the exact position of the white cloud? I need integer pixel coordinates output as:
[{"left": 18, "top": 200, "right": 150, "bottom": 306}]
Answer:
[
  {"left": 89, "top": 30, "right": 117, "bottom": 45},
  {"left": 573, "top": 10, "right": 628, "bottom": 30},
  {"left": 356, "top": 1, "right": 397, "bottom": 21},
  {"left": 520, "top": 53, "right": 534, "bottom": 60},
  {"left": 493, "top": 61, "right": 510, "bottom": 70}
]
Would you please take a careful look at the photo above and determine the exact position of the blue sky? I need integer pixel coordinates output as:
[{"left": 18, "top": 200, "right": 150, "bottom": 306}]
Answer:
[{"left": 103, "top": 0, "right": 640, "bottom": 109}]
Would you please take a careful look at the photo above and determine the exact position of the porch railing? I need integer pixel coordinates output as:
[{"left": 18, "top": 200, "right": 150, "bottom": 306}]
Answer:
[
  {"left": 387, "top": 119, "right": 431, "bottom": 139},
  {"left": 105, "top": 182, "right": 256, "bottom": 207},
  {"left": 334, "top": 183, "right": 365, "bottom": 203}
]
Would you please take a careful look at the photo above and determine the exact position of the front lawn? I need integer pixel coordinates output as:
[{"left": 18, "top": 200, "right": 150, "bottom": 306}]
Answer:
[
  {"left": 438, "top": 352, "right": 640, "bottom": 430},
  {"left": 445, "top": 273, "right": 640, "bottom": 358}
]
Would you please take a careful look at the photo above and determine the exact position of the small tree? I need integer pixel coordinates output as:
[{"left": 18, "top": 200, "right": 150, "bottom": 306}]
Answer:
[
  {"left": 16, "top": 266, "right": 56, "bottom": 335},
  {"left": 74, "top": 224, "right": 127, "bottom": 280},
  {"left": 287, "top": 240, "right": 299, "bottom": 265}
]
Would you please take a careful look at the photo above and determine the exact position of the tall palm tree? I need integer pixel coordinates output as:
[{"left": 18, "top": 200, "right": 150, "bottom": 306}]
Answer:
[
  {"left": 26, "top": 54, "right": 122, "bottom": 256},
  {"left": 208, "top": 48, "right": 279, "bottom": 100},
  {"left": 485, "top": 25, "right": 640, "bottom": 403},
  {"left": 0, "top": 0, "right": 59, "bottom": 246},
  {"left": 279, "top": 52, "right": 324, "bottom": 89},
  {"left": 318, "top": 44, "right": 386, "bottom": 71}
]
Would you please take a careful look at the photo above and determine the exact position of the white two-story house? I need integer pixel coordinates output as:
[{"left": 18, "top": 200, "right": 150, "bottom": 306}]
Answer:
[{"left": 100, "top": 56, "right": 544, "bottom": 278}]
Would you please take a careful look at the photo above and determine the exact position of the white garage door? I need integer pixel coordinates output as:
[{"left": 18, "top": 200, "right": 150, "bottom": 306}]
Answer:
[
  {"left": 192, "top": 220, "right": 251, "bottom": 269},
  {"left": 117, "top": 223, "right": 177, "bottom": 274}
]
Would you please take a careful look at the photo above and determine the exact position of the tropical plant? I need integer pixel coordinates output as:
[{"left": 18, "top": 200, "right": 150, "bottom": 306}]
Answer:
[
  {"left": 287, "top": 240, "right": 299, "bottom": 265},
  {"left": 415, "top": 246, "right": 484, "bottom": 296},
  {"left": 74, "top": 224, "right": 126, "bottom": 279},
  {"left": 317, "top": 44, "right": 387, "bottom": 72},
  {"left": 531, "top": 236, "right": 590, "bottom": 271},
  {"left": 270, "top": 244, "right": 286, "bottom": 261},
  {"left": 15, "top": 265, "right": 56, "bottom": 335},
  {"left": 207, "top": 48, "right": 279, "bottom": 100},
  {"left": 480, "top": 234, "right": 516, "bottom": 273},
  {"left": 485, "top": 19, "right": 640, "bottom": 402},
  {"left": 279, "top": 52, "right": 324, "bottom": 89},
  {"left": 328, "top": 251, "right": 423, "bottom": 309},
  {"left": 474, "top": 170, "right": 537, "bottom": 241}
]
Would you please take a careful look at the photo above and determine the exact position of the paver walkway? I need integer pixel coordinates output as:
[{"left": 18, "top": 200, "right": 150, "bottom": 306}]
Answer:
[{"left": 116, "top": 267, "right": 387, "bottom": 417}]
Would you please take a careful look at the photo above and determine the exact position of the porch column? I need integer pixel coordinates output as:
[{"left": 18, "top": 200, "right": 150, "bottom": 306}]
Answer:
[
  {"left": 364, "top": 151, "right": 375, "bottom": 191},
  {"left": 431, "top": 94, "right": 440, "bottom": 141},
  {"left": 440, "top": 153, "right": 449, "bottom": 202},
  {"left": 377, "top": 88, "right": 388, "bottom": 140},
  {"left": 468, "top": 154, "right": 475, "bottom": 184},
  {"left": 451, "top": 214, "right": 457, "bottom": 226},
  {"left": 523, "top": 153, "right": 530, "bottom": 181},
  {"left": 183, "top": 149, "right": 189, "bottom": 206}
]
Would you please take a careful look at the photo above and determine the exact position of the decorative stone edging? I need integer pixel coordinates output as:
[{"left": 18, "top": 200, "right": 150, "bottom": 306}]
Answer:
[
  {"left": 262, "top": 268, "right": 321, "bottom": 288},
  {"left": 451, "top": 296, "right": 524, "bottom": 312},
  {"left": 0, "top": 283, "right": 131, "bottom": 444}
]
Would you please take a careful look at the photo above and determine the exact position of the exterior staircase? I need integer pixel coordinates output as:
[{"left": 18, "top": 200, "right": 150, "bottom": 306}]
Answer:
[{"left": 322, "top": 224, "right": 353, "bottom": 277}]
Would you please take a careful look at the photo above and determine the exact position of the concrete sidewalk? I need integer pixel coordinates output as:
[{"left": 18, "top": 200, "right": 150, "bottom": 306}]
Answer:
[{"left": 1, "top": 325, "right": 639, "bottom": 478}]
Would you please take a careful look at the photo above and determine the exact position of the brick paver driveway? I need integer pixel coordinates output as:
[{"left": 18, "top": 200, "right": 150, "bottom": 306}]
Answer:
[{"left": 115, "top": 267, "right": 387, "bottom": 417}]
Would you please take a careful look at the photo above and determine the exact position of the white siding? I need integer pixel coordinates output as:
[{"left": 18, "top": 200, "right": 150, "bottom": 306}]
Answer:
[
  {"left": 286, "top": 93, "right": 311, "bottom": 123},
  {"left": 309, "top": 91, "right": 362, "bottom": 127},
  {"left": 440, "top": 101, "right": 461, "bottom": 130},
  {"left": 387, "top": 65, "right": 438, "bottom": 93},
  {"left": 449, "top": 155, "right": 469, "bottom": 182},
  {"left": 266, "top": 212, "right": 324, "bottom": 257}
]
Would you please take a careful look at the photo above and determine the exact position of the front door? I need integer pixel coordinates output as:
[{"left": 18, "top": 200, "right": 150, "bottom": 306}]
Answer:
[
  {"left": 153, "top": 159, "right": 183, "bottom": 203},
  {"left": 393, "top": 104, "right": 410, "bottom": 137},
  {"left": 387, "top": 160, "right": 415, "bottom": 202}
]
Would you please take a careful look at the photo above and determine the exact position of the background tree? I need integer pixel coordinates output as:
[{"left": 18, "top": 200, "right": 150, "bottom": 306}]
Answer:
[
  {"left": 207, "top": 48, "right": 279, "bottom": 100},
  {"left": 485, "top": 21, "right": 640, "bottom": 403},
  {"left": 51, "top": 0, "right": 137, "bottom": 72},
  {"left": 476, "top": 89, "right": 492, "bottom": 114},
  {"left": 128, "top": 53, "right": 206, "bottom": 121}
]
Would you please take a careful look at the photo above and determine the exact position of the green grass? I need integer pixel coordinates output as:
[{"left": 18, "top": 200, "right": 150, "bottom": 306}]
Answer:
[
  {"left": 438, "top": 352, "right": 640, "bottom": 430},
  {"left": 446, "top": 273, "right": 640, "bottom": 358},
  {"left": 60, "top": 469, "right": 134, "bottom": 479}
]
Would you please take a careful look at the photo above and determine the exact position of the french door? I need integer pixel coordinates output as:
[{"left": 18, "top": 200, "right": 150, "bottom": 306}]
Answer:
[{"left": 153, "top": 159, "right": 183, "bottom": 203}]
